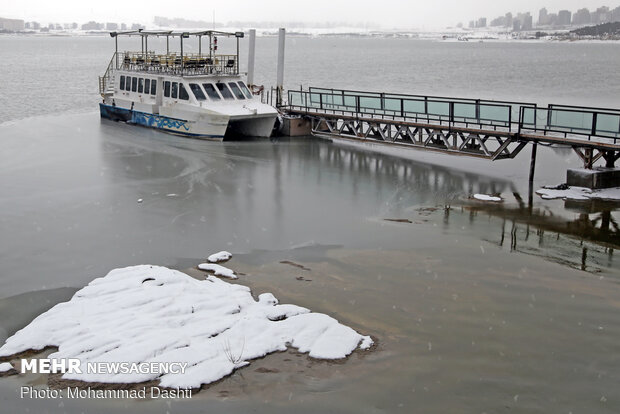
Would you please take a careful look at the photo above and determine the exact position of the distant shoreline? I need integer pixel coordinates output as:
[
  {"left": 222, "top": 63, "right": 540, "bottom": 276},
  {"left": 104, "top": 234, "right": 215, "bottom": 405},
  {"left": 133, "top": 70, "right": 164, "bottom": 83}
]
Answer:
[{"left": 2, "top": 31, "right": 620, "bottom": 43}]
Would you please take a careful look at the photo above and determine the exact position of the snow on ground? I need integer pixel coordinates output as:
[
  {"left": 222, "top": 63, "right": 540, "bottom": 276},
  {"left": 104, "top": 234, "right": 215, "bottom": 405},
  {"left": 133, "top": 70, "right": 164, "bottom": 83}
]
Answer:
[
  {"left": 0, "top": 265, "right": 373, "bottom": 388},
  {"left": 0, "top": 362, "right": 13, "bottom": 373},
  {"left": 473, "top": 194, "right": 502, "bottom": 202},
  {"left": 536, "top": 186, "right": 620, "bottom": 201},
  {"left": 207, "top": 251, "right": 232, "bottom": 263},
  {"left": 198, "top": 263, "right": 236, "bottom": 279}
]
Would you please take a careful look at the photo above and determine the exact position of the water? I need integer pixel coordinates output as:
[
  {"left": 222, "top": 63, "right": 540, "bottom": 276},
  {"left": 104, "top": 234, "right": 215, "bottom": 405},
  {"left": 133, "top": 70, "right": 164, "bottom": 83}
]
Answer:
[{"left": 0, "top": 35, "right": 619, "bottom": 413}]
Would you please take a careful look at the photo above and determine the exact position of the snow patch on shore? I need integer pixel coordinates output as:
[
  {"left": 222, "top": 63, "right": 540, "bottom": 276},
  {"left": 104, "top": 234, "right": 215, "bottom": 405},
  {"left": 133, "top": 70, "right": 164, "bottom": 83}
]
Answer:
[
  {"left": 0, "top": 362, "right": 13, "bottom": 373},
  {"left": 536, "top": 186, "right": 620, "bottom": 201},
  {"left": 198, "top": 263, "right": 236, "bottom": 279},
  {"left": 0, "top": 265, "right": 372, "bottom": 388}
]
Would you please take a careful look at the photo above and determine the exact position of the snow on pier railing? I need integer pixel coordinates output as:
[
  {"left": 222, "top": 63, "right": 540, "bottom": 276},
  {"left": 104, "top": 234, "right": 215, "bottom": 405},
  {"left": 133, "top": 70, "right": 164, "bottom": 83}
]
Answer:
[{"left": 0, "top": 264, "right": 373, "bottom": 388}]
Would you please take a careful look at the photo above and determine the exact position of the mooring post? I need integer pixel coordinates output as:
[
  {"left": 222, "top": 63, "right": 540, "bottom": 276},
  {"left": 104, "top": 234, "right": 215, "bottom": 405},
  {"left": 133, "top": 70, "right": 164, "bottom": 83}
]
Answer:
[
  {"left": 529, "top": 142, "right": 538, "bottom": 183},
  {"left": 247, "top": 29, "right": 256, "bottom": 87},
  {"left": 528, "top": 142, "right": 538, "bottom": 210},
  {"left": 276, "top": 28, "right": 286, "bottom": 107}
]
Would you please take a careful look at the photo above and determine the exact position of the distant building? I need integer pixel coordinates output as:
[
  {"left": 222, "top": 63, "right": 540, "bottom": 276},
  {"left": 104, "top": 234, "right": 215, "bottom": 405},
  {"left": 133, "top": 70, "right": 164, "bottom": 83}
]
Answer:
[
  {"left": 592, "top": 6, "right": 611, "bottom": 24},
  {"left": 31, "top": 21, "right": 40, "bottom": 30},
  {"left": 490, "top": 16, "right": 505, "bottom": 27},
  {"left": 131, "top": 23, "right": 144, "bottom": 30},
  {"left": 505, "top": 12, "right": 513, "bottom": 27},
  {"left": 468, "top": 21, "right": 475, "bottom": 29},
  {"left": 106, "top": 22, "right": 118, "bottom": 30},
  {"left": 558, "top": 10, "right": 571, "bottom": 26},
  {"left": 0, "top": 17, "right": 25, "bottom": 31},
  {"left": 121, "top": 23, "right": 127, "bottom": 30},
  {"left": 513, "top": 20, "right": 521, "bottom": 31},
  {"left": 613, "top": 6, "right": 620, "bottom": 23},
  {"left": 476, "top": 17, "right": 487, "bottom": 28},
  {"left": 522, "top": 13, "right": 533, "bottom": 31},
  {"left": 573, "top": 8, "right": 591, "bottom": 25},
  {"left": 538, "top": 8, "right": 548, "bottom": 26},
  {"left": 82, "top": 21, "right": 104, "bottom": 30}
]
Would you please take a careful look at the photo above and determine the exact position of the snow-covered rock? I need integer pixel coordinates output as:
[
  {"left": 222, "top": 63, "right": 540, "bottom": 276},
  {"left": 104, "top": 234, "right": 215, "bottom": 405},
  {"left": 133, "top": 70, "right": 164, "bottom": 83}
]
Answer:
[
  {"left": 0, "top": 265, "right": 372, "bottom": 388},
  {"left": 207, "top": 251, "right": 232, "bottom": 263}
]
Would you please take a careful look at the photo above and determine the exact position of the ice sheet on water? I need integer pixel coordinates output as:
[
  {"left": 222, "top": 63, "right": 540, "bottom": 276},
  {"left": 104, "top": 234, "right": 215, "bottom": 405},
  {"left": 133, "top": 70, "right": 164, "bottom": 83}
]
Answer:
[
  {"left": 536, "top": 186, "right": 620, "bottom": 201},
  {"left": 0, "top": 265, "right": 373, "bottom": 388},
  {"left": 473, "top": 194, "right": 502, "bottom": 202}
]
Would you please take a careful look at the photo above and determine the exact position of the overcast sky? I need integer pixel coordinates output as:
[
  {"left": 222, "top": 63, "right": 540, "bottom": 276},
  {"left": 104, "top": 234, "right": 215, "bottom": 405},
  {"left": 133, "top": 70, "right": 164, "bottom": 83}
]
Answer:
[{"left": 3, "top": 0, "right": 619, "bottom": 29}]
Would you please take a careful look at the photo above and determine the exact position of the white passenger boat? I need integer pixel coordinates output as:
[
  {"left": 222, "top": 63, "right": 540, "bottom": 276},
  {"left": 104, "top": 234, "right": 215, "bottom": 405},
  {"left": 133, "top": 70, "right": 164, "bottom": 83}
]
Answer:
[{"left": 98, "top": 30, "right": 277, "bottom": 140}]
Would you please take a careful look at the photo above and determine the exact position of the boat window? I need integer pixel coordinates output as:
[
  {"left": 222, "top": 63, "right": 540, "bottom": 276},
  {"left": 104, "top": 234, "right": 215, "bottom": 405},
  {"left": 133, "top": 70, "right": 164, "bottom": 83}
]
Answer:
[
  {"left": 179, "top": 84, "right": 189, "bottom": 100},
  {"left": 164, "top": 81, "right": 170, "bottom": 98},
  {"left": 189, "top": 83, "right": 206, "bottom": 101},
  {"left": 124, "top": 77, "right": 131, "bottom": 91},
  {"left": 216, "top": 83, "right": 234, "bottom": 100},
  {"left": 138, "top": 78, "right": 144, "bottom": 94},
  {"left": 172, "top": 82, "right": 178, "bottom": 99},
  {"left": 131, "top": 77, "right": 137, "bottom": 92},
  {"left": 119, "top": 76, "right": 125, "bottom": 90},
  {"left": 237, "top": 81, "right": 253, "bottom": 99},
  {"left": 144, "top": 79, "right": 150, "bottom": 95},
  {"left": 150, "top": 80, "right": 157, "bottom": 95},
  {"left": 202, "top": 83, "right": 221, "bottom": 100},
  {"left": 228, "top": 82, "right": 245, "bottom": 100}
]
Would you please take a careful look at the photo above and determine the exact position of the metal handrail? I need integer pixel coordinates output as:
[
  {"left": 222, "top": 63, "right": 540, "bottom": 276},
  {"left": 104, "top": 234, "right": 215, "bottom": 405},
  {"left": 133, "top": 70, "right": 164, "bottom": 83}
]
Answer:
[
  {"left": 308, "top": 86, "right": 538, "bottom": 110},
  {"left": 98, "top": 52, "right": 118, "bottom": 96},
  {"left": 288, "top": 89, "right": 620, "bottom": 143},
  {"left": 289, "top": 90, "right": 514, "bottom": 131},
  {"left": 519, "top": 106, "right": 620, "bottom": 141}
]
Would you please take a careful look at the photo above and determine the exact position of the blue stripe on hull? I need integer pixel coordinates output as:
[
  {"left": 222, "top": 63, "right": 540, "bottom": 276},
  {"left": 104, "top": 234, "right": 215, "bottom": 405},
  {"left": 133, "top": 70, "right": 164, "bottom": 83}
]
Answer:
[{"left": 99, "top": 104, "right": 224, "bottom": 139}]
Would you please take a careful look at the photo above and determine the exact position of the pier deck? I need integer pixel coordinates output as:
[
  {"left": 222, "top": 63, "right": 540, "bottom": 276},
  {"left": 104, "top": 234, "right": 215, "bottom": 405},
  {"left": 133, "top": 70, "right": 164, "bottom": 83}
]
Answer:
[{"left": 280, "top": 87, "right": 620, "bottom": 170}]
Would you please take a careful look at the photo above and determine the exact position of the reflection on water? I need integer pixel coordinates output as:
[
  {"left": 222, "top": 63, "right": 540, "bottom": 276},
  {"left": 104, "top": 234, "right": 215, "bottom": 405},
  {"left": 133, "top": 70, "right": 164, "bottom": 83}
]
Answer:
[{"left": 446, "top": 196, "right": 619, "bottom": 273}]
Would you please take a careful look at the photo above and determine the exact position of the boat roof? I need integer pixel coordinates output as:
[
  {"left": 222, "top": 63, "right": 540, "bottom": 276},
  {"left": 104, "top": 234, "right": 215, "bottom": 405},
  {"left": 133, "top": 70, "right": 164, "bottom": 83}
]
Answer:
[{"left": 109, "top": 30, "right": 244, "bottom": 38}]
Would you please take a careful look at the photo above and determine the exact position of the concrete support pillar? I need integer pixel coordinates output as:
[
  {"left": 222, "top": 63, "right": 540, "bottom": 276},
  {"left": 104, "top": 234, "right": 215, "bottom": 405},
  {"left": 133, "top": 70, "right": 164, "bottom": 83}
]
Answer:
[
  {"left": 276, "top": 28, "right": 285, "bottom": 106},
  {"left": 247, "top": 29, "right": 256, "bottom": 86}
]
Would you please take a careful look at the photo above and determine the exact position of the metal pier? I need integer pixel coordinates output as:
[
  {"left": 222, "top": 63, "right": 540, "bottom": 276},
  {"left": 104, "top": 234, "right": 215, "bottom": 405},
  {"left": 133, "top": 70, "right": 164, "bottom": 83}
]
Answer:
[{"left": 280, "top": 87, "right": 620, "bottom": 170}]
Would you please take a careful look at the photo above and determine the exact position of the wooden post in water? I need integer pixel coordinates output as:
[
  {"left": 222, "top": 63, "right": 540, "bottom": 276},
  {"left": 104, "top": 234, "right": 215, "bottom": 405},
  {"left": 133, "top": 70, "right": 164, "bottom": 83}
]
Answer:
[
  {"left": 529, "top": 142, "right": 538, "bottom": 183},
  {"left": 528, "top": 142, "right": 538, "bottom": 210}
]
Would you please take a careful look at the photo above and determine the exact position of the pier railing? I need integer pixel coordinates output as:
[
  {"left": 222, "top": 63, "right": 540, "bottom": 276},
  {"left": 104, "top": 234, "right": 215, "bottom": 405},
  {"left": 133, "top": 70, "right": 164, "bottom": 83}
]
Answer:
[
  {"left": 519, "top": 105, "right": 620, "bottom": 141},
  {"left": 286, "top": 88, "right": 620, "bottom": 143},
  {"left": 288, "top": 88, "right": 536, "bottom": 132}
]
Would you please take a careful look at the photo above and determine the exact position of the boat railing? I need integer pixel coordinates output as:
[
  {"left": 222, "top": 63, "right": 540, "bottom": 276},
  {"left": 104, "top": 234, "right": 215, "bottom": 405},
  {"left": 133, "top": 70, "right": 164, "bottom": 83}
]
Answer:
[
  {"left": 118, "top": 52, "right": 239, "bottom": 76},
  {"left": 98, "top": 52, "right": 118, "bottom": 96}
]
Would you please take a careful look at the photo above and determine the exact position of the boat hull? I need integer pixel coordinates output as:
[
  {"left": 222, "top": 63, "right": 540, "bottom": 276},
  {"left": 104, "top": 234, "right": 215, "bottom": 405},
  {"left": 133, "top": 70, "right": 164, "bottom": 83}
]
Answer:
[{"left": 99, "top": 104, "right": 226, "bottom": 140}]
